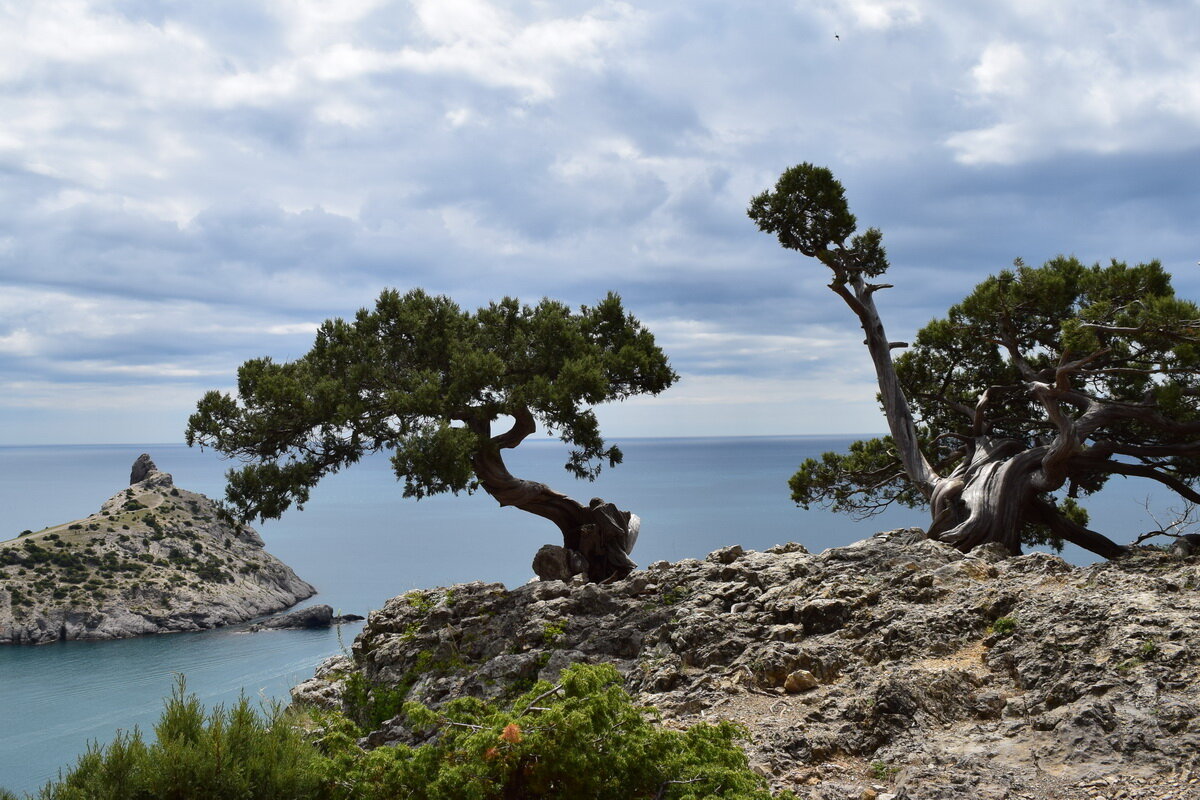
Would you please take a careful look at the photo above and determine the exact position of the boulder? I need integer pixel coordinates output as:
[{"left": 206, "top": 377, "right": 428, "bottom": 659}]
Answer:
[
  {"left": 129, "top": 453, "right": 157, "bottom": 485},
  {"left": 251, "top": 604, "right": 334, "bottom": 630},
  {"left": 532, "top": 544, "right": 586, "bottom": 581}
]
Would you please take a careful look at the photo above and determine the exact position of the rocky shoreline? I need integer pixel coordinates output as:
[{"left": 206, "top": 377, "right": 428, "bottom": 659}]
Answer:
[
  {"left": 0, "top": 455, "right": 316, "bottom": 644},
  {"left": 293, "top": 530, "right": 1200, "bottom": 800}
]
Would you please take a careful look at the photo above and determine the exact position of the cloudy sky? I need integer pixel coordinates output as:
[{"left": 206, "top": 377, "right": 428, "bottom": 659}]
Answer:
[{"left": 1, "top": 0, "right": 1198, "bottom": 445}]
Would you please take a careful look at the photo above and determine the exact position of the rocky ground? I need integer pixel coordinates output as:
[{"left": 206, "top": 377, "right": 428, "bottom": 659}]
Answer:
[
  {"left": 294, "top": 530, "right": 1200, "bottom": 799},
  {"left": 0, "top": 455, "right": 315, "bottom": 644}
]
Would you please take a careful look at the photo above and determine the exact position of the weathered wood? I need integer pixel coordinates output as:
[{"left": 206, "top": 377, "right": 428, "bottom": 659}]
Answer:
[{"left": 468, "top": 411, "right": 637, "bottom": 581}]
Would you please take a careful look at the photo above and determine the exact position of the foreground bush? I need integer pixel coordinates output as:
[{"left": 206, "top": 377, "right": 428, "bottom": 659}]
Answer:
[
  {"left": 20, "top": 664, "right": 790, "bottom": 800},
  {"left": 30, "top": 677, "right": 325, "bottom": 800}
]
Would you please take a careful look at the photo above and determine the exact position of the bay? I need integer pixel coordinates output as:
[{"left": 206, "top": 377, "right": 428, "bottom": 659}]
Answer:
[{"left": 0, "top": 436, "right": 1170, "bottom": 794}]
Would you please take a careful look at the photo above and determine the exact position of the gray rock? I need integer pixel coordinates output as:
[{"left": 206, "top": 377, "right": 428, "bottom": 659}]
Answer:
[
  {"left": 251, "top": 604, "right": 334, "bottom": 630},
  {"left": 129, "top": 453, "right": 156, "bottom": 485},
  {"left": 531, "top": 544, "right": 586, "bottom": 581},
  {"left": 297, "top": 532, "right": 1200, "bottom": 799},
  {"left": 784, "top": 668, "right": 819, "bottom": 693}
]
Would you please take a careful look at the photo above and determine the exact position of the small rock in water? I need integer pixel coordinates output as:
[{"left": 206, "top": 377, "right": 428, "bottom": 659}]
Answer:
[{"left": 251, "top": 604, "right": 334, "bottom": 630}]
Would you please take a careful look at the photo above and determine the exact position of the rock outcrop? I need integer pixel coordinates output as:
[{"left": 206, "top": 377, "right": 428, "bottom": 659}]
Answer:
[
  {"left": 0, "top": 455, "right": 316, "bottom": 644},
  {"left": 248, "top": 604, "right": 365, "bottom": 631},
  {"left": 293, "top": 530, "right": 1200, "bottom": 800}
]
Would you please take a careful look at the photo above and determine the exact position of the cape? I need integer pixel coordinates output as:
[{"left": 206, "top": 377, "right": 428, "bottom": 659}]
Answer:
[{"left": 1, "top": 455, "right": 316, "bottom": 644}]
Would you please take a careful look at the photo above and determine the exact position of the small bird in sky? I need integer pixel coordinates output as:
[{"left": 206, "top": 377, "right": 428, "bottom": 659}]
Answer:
[{"left": 835, "top": 33, "right": 840, "bottom": 40}]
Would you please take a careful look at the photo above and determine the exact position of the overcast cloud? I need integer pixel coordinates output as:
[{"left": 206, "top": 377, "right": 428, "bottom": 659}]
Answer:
[{"left": 1, "top": 0, "right": 1198, "bottom": 444}]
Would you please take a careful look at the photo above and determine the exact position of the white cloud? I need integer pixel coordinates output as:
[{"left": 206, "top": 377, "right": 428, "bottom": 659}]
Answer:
[
  {"left": 842, "top": 0, "right": 922, "bottom": 30},
  {"left": 393, "top": 1, "right": 639, "bottom": 100},
  {"left": 946, "top": 4, "right": 1200, "bottom": 164}
]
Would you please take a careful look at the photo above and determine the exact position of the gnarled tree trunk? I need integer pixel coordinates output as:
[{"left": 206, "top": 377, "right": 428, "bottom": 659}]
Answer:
[
  {"left": 466, "top": 409, "right": 638, "bottom": 582},
  {"left": 830, "top": 270, "right": 1128, "bottom": 559}
]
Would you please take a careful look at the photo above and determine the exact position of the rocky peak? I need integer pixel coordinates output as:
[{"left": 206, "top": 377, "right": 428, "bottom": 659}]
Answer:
[
  {"left": 129, "top": 453, "right": 156, "bottom": 484},
  {"left": 129, "top": 453, "right": 172, "bottom": 490}
]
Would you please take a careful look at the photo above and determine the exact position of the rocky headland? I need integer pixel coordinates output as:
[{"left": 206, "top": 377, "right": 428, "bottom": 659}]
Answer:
[
  {"left": 0, "top": 455, "right": 316, "bottom": 644},
  {"left": 294, "top": 530, "right": 1200, "bottom": 800}
]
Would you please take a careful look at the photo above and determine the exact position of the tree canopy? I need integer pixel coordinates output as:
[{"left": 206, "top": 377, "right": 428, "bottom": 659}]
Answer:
[
  {"left": 751, "top": 163, "right": 1200, "bottom": 557},
  {"left": 186, "top": 288, "right": 676, "bottom": 580}
]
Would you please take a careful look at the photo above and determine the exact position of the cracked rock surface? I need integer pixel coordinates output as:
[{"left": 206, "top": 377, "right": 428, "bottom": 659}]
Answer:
[{"left": 295, "top": 529, "right": 1200, "bottom": 799}]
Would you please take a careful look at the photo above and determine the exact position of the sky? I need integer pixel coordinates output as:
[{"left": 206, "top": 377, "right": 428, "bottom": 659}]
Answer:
[{"left": 1, "top": 0, "right": 1199, "bottom": 445}]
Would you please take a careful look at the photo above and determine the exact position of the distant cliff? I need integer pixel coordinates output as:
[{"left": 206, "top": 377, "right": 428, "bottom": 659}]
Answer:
[{"left": 0, "top": 455, "right": 315, "bottom": 644}]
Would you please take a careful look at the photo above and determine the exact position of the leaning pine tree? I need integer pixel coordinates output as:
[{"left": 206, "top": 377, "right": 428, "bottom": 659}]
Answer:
[
  {"left": 186, "top": 289, "right": 676, "bottom": 582},
  {"left": 749, "top": 163, "right": 1200, "bottom": 558}
]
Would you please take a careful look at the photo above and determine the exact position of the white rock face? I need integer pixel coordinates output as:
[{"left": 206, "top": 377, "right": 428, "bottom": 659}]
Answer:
[{"left": 0, "top": 456, "right": 316, "bottom": 644}]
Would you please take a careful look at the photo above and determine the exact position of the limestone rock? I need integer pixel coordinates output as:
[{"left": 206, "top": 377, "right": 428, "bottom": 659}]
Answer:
[
  {"left": 250, "top": 605, "right": 363, "bottom": 630},
  {"left": 783, "top": 669, "right": 819, "bottom": 693},
  {"left": 531, "top": 544, "right": 586, "bottom": 581},
  {"left": 129, "top": 453, "right": 156, "bottom": 485},
  {"left": 296, "top": 529, "right": 1200, "bottom": 799},
  {"left": 250, "top": 604, "right": 334, "bottom": 630}
]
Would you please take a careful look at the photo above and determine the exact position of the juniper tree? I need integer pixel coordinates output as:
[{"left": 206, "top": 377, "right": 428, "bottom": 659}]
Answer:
[
  {"left": 750, "top": 163, "right": 1200, "bottom": 557},
  {"left": 186, "top": 289, "right": 676, "bottom": 581}
]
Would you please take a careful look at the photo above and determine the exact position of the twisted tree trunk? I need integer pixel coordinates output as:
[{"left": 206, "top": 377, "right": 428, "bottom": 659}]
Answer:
[
  {"left": 829, "top": 269, "right": 1128, "bottom": 559},
  {"left": 466, "top": 409, "right": 638, "bottom": 582},
  {"left": 927, "top": 436, "right": 1126, "bottom": 557}
]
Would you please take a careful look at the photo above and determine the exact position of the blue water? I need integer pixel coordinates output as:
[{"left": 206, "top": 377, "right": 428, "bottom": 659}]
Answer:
[{"left": 0, "top": 437, "right": 1171, "bottom": 794}]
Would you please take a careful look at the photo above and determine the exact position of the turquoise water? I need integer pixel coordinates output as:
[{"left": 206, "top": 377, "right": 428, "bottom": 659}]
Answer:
[{"left": 0, "top": 437, "right": 1167, "bottom": 793}]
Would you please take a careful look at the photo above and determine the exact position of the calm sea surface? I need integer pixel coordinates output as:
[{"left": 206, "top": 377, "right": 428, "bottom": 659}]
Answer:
[{"left": 0, "top": 437, "right": 1169, "bottom": 793}]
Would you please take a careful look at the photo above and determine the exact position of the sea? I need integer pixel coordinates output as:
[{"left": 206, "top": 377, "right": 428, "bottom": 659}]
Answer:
[{"left": 0, "top": 437, "right": 1171, "bottom": 794}]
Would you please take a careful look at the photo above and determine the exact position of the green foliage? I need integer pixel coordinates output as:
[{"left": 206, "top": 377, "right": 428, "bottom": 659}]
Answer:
[
  {"left": 660, "top": 585, "right": 691, "bottom": 606},
  {"left": 747, "top": 163, "right": 887, "bottom": 277},
  {"left": 789, "top": 436, "right": 924, "bottom": 517},
  {"left": 342, "top": 672, "right": 410, "bottom": 731},
  {"left": 186, "top": 290, "right": 676, "bottom": 523},
  {"left": 322, "top": 663, "right": 790, "bottom": 800},
  {"left": 991, "top": 616, "right": 1018, "bottom": 637},
  {"left": 33, "top": 676, "right": 326, "bottom": 800},
  {"left": 404, "top": 590, "right": 435, "bottom": 614},
  {"left": 31, "top": 665, "right": 791, "bottom": 800},
  {"left": 541, "top": 619, "right": 568, "bottom": 647}
]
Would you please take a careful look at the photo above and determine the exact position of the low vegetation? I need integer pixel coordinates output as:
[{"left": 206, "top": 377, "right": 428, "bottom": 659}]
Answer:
[{"left": 11, "top": 665, "right": 790, "bottom": 800}]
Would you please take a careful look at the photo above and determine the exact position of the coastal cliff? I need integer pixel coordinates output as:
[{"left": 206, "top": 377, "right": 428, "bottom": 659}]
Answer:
[
  {"left": 0, "top": 455, "right": 315, "bottom": 644},
  {"left": 294, "top": 530, "right": 1200, "bottom": 800}
]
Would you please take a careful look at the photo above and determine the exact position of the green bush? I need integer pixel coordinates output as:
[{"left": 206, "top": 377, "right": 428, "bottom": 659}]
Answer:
[
  {"left": 25, "top": 665, "right": 791, "bottom": 800},
  {"left": 319, "top": 662, "right": 789, "bottom": 800},
  {"left": 991, "top": 616, "right": 1018, "bottom": 637},
  {"left": 29, "top": 677, "right": 325, "bottom": 800}
]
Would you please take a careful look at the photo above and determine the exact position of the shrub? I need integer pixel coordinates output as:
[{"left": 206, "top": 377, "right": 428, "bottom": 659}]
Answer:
[
  {"left": 32, "top": 677, "right": 325, "bottom": 799},
  {"left": 991, "top": 616, "right": 1018, "bottom": 637},
  {"left": 30, "top": 665, "right": 792, "bottom": 800},
  {"left": 321, "top": 662, "right": 788, "bottom": 800}
]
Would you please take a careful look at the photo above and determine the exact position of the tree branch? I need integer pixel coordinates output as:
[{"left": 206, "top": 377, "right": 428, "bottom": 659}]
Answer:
[
  {"left": 1027, "top": 497, "right": 1127, "bottom": 559},
  {"left": 1076, "top": 457, "right": 1200, "bottom": 504}
]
